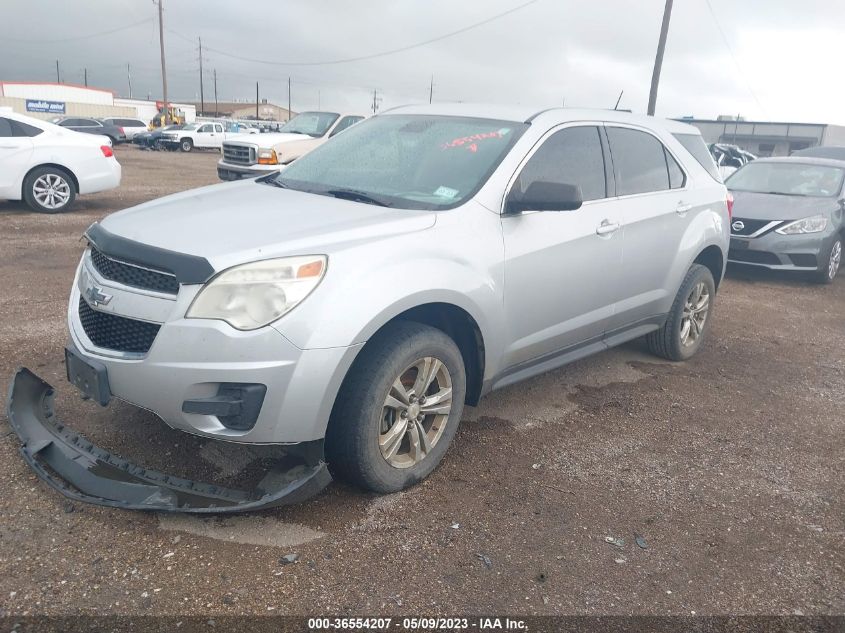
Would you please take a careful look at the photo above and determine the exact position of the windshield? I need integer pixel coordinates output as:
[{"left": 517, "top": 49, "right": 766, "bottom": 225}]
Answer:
[
  {"left": 268, "top": 114, "right": 527, "bottom": 210},
  {"left": 726, "top": 162, "right": 844, "bottom": 197},
  {"left": 279, "top": 112, "right": 340, "bottom": 137}
]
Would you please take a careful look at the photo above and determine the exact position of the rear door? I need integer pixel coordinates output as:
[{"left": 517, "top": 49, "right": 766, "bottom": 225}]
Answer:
[
  {"left": 0, "top": 117, "right": 35, "bottom": 197},
  {"left": 603, "top": 124, "right": 691, "bottom": 332},
  {"left": 501, "top": 123, "right": 623, "bottom": 369}
]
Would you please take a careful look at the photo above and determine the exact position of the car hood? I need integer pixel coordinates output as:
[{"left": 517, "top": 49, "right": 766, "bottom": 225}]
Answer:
[
  {"left": 98, "top": 180, "right": 436, "bottom": 270},
  {"left": 235, "top": 132, "right": 318, "bottom": 146},
  {"left": 728, "top": 190, "right": 837, "bottom": 221}
]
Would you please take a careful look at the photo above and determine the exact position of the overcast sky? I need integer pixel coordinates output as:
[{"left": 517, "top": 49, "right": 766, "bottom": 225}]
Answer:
[{"left": 2, "top": 0, "right": 842, "bottom": 124}]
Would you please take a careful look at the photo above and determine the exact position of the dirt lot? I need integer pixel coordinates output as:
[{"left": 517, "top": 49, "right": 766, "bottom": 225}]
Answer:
[{"left": 0, "top": 146, "right": 842, "bottom": 617}]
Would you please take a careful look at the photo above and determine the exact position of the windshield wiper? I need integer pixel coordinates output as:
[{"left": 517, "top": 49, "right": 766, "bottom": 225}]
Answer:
[
  {"left": 260, "top": 177, "right": 288, "bottom": 189},
  {"left": 324, "top": 189, "right": 392, "bottom": 207}
]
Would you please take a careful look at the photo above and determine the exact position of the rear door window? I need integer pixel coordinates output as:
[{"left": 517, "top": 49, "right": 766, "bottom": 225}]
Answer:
[
  {"left": 515, "top": 125, "right": 607, "bottom": 202},
  {"left": 330, "top": 116, "right": 364, "bottom": 137},
  {"left": 606, "top": 127, "right": 670, "bottom": 196},
  {"left": 666, "top": 149, "right": 686, "bottom": 189}
]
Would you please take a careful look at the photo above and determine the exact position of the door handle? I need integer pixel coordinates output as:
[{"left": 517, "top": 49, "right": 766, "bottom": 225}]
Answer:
[
  {"left": 676, "top": 202, "right": 693, "bottom": 214},
  {"left": 596, "top": 220, "right": 620, "bottom": 236}
]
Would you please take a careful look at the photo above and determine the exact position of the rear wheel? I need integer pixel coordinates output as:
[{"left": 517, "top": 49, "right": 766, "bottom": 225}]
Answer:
[
  {"left": 647, "top": 264, "right": 715, "bottom": 361},
  {"left": 325, "top": 321, "right": 466, "bottom": 493},
  {"left": 813, "top": 237, "right": 841, "bottom": 284},
  {"left": 180, "top": 138, "right": 193, "bottom": 152},
  {"left": 22, "top": 166, "right": 76, "bottom": 214}
]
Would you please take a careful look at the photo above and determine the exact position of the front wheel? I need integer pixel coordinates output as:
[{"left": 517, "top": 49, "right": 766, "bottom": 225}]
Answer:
[
  {"left": 813, "top": 237, "right": 841, "bottom": 284},
  {"left": 22, "top": 166, "right": 77, "bottom": 214},
  {"left": 180, "top": 138, "right": 193, "bottom": 152},
  {"left": 325, "top": 321, "right": 466, "bottom": 493},
  {"left": 647, "top": 264, "right": 716, "bottom": 361}
]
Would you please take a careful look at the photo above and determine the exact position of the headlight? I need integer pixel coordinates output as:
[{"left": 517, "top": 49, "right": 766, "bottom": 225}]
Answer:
[
  {"left": 186, "top": 255, "right": 326, "bottom": 330},
  {"left": 257, "top": 148, "right": 278, "bottom": 165},
  {"left": 775, "top": 215, "right": 829, "bottom": 235}
]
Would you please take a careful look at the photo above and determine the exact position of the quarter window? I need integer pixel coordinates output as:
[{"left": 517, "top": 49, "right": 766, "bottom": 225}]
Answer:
[
  {"left": 606, "top": 127, "right": 672, "bottom": 195},
  {"left": 514, "top": 126, "right": 607, "bottom": 202}
]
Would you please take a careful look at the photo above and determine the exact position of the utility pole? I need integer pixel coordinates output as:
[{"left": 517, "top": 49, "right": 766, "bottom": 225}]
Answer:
[
  {"left": 372, "top": 89, "right": 380, "bottom": 114},
  {"left": 157, "top": 0, "right": 170, "bottom": 124},
  {"left": 213, "top": 69, "right": 218, "bottom": 117},
  {"left": 287, "top": 77, "right": 292, "bottom": 120},
  {"left": 647, "top": 0, "right": 673, "bottom": 116},
  {"left": 127, "top": 64, "right": 132, "bottom": 98},
  {"left": 255, "top": 81, "right": 259, "bottom": 120},
  {"left": 198, "top": 36, "right": 205, "bottom": 116},
  {"left": 55, "top": 60, "right": 60, "bottom": 83},
  {"left": 429, "top": 75, "right": 434, "bottom": 104},
  {"left": 84, "top": 68, "right": 88, "bottom": 87}
]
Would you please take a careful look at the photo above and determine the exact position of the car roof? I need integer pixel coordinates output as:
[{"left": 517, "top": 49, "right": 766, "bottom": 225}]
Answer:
[
  {"left": 752, "top": 156, "right": 845, "bottom": 168},
  {"left": 382, "top": 103, "right": 700, "bottom": 134}
]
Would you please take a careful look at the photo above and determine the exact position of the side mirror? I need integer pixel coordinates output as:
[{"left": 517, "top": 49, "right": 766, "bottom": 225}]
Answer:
[{"left": 506, "top": 181, "right": 583, "bottom": 214}]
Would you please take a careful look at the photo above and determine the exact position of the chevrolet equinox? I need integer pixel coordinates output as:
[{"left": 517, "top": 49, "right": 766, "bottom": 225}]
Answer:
[{"left": 8, "top": 104, "right": 730, "bottom": 512}]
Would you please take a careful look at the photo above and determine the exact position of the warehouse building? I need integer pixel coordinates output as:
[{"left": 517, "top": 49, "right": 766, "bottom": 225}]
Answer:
[
  {"left": 679, "top": 116, "right": 845, "bottom": 157},
  {"left": 0, "top": 81, "right": 195, "bottom": 124},
  {"left": 191, "top": 100, "right": 294, "bottom": 121}
]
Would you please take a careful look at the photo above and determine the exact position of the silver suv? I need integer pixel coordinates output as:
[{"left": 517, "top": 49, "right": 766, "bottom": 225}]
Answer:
[{"left": 8, "top": 105, "right": 730, "bottom": 512}]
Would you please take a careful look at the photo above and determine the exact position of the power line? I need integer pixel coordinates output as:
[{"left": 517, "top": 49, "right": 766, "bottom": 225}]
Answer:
[
  {"left": 702, "top": 0, "right": 767, "bottom": 116},
  {"left": 167, "top": 0, "right": 542, "bottom": 67},
  {"left": 0, "top": 18, "right": 154, "bottom": 43}
]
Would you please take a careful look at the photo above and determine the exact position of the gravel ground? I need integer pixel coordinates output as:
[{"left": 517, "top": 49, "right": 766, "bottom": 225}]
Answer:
[{"left": 0, "top": 146, "right": 842, "bottom": 617}]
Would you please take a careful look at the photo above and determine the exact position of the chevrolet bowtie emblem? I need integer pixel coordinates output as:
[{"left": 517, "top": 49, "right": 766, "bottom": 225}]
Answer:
[{"left": 85, "top": 284, "right": 112, "bottom": 307}]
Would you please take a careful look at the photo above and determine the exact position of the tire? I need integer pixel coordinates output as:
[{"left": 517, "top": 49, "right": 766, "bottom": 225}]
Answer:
[
  {"left": 647, "top": 264, "right": 716, "bottom": 361},
  {"left": 325, "top": 321, "right": 467, "bottom": 493},
  {"left": 22, "top": 166, "right": 77, "bottom": 214},
  {"left": 812, "top": 237, "right": 841, "bottom": 284},
  {"left": 180, "top": 138, "right": 193, "bottom": 152}
]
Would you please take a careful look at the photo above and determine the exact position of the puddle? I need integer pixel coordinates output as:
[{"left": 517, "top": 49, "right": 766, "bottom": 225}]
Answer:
[{"left": 158, "top": 514, "right": 325, "bottom": 548}]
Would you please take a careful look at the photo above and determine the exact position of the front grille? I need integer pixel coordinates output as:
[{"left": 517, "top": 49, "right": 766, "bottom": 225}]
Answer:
[
  {"left": 90, "top": 247, "right": 179, "bottom": 294},
  {"left": 731, "top": 218, "right": 779, "bottom": 237},
  {"left": 729, "top": 250, "right": 781, "bottom": 265},
  {"left": 78, "top": 297, "right": 160, "bottom": 354},
  {"left": 222, "top": 143, "right": 255, "bottom": 166}
]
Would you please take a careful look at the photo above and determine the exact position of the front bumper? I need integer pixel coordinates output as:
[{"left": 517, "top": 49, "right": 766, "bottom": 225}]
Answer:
[
  {"left": 728, "top": 230, "right": 836, "bottom": 272},
  {"left": 6, "top": 368, "right": 331, "bottom": 512},
  {"left": 69, "top": 251, "right": 362, "bottom": 443},
  {"left": 217, "top": 160, "right": 279, "bottom": 181}
]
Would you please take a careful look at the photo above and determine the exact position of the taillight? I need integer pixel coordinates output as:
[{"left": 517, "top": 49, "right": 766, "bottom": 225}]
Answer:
[
  {"left": 726, "top": 192, "right": 734, "bottom": 219},
  {"left": 118, "top": 127, "right": 125, "bottom": 135},
  {"left": 100, "top": 145, "right": 114, "bottom": 158}
]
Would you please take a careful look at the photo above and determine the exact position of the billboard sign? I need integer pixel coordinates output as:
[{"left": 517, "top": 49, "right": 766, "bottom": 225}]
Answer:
[{"left": 26, "top": 99, "right": 66, "bottom": 114}]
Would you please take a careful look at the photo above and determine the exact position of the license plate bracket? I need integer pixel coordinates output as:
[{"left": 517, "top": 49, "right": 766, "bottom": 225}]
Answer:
[
  {"left": 65, "top": 346, "right": 111, "bottom": 406},
  {"left": 730, "top": 238, "right": 750, "bottom": 250}
]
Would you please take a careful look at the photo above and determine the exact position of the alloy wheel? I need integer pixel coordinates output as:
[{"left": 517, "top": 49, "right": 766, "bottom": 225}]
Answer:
[
  {"left": 32, "top": 174, "right": 71, "bottom": 210},
  {"left": 379, "top": 357, "right": 453, "bottom": 469},
  {"left": 680, "top": 281, "right": 710, "bottom": 347},
  {"left": 829, "top": 240, "right": 841, "bottom": 280}
]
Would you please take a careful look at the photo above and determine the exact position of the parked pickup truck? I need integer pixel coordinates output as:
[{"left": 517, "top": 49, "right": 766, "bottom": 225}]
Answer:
[
  {"left": 160, "top": 122, "right": 249, "bottom": 152},
  {"left": 217, "top": 111, "right": 364, "bottom": 180}
]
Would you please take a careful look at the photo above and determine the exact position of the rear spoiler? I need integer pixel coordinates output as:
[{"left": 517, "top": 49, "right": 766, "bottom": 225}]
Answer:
[{"left": 6, "top": 368, "right": 331, "bottom": 513}]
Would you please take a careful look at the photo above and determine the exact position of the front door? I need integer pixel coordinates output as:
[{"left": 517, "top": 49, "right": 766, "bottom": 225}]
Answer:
[
  {"left": 0, "top": 117, "right": 34, "bottom": 196},
  {"left": 501, "top": 124, "right": 623, "bottom": 369}
]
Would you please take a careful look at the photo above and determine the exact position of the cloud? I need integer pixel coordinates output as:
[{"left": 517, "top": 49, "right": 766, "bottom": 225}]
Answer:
[{"left": 1, "top": 0, "right": 842, "bottom": 124}]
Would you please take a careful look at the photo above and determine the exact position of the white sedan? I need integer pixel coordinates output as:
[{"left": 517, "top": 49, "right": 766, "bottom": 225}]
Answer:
[{"left": 0, "top": 109, "right": 121, "bottom": 213}]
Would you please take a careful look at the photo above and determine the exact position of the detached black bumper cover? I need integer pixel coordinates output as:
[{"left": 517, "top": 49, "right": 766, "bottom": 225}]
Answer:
[{"left": 6, "top": 368, "right": 331, "bottom": 513}]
